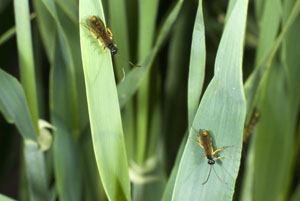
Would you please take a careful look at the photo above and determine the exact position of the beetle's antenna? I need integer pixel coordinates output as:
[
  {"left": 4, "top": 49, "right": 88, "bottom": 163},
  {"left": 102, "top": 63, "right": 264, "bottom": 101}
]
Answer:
[
  {"left": 202, "top": 166, "right": 227, "bottom": 185},
  {"left": 212, "top": 166, "right": 227, "bottom": 184},
  {"left": 202, "top": 166, "right": 213, "bottom": 185},
  {"left": 116, "top": 54, "right": 141, "bottom": 67}
]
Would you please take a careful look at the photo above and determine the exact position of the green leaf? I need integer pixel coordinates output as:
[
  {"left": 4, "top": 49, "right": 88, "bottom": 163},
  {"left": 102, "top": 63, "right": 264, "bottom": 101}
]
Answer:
[
  {"left": 291, "top": 182, "right": 300, "bottom": 201},
  {"left": 241, "top": 1, "right": 300, "bottom": 201},
  {"left": 254, "top": 0, "right": 266, "bottom": 22},
  {"left": 40, "top": 0, "right": 80, "bottom": 134},
  {"left": 251, "top": 52, "right": 299, "bottom": 201},
  {"left": 0, "top": 194, "right": 17, "bottom": 201},
  {"left": 254, "top": 0, "right": 281, "bottom": 67},
  {"left": 79, "top": 0, "right": 131, "bottom": 200},
  {"left": 0, "top": 68, "right": 50, "bottom": 201},
  {"left": 107, "top": 0, "right": 136, "bottom": 161},
  {"left": 135, "top": 0, "right": 159, "bottom": 165},
  {"left": 39, "top": 1, "right": 83, "bottom": 200},
  {"left": 52, "top": 123, "right": 81, "bottom": 201},
  {"left": 32, "top": 0, "right": 56, "bottom": 61},
  {"left": 81, "top": 136, "right": 107, "bottom": 201},
  {"left": 225, "top": 0, "right": 237, "bottom": 23},
  {"left": 0, "top": 26, "right": 16, "bottom": 46},
  {"left": 55, "top": 0, "right": 78, "bottom": 23},
  {"left": 50, "top": 32, "right": 82, "bottom": 201},
  {"left": 23, "top": 140, "right": 50, "bottom": 201},
  {"left": 172, "top": 0, "right": 248, "bottom": 200},
  {"left": 163, "top": 0, "right": 196, "bottom": 178},
  {"left": 18, "top": 156, "right": 30, "bottom": 201},
  {"left": 137, "top": 0, "right": 159, "bottom": 60},
  {"left": 107, "top": 0, "right": 132, "bottom": 79},
  {"left": 240, "top": 143, "right": 255, "bottom": 201},
  {"left": 14, "top": 0, "right": 39, "bottom": 133},
  {"left": 249, "top": 0, "right": 300, "bottom": 200},
  {"left": 187, "top": 0, "right": 206, "bottom": 126},
  {"left": 0, "top": 13, "right": 36, "bottom": 46},
  {"left": 161, "top": 133, "right": 187, "bottom": 201},
  {"left": 54, "top": 0, "right": 89, "bottom": 134},
  {"left": 117, "top": 0, "right": 183, "bottom": 108},
  {"left": 252, "top": 64, "right": 293, "bottom": 201},
  {"left": 0, "top": 68, "right": 37, "bottom": 141},
  {"left": 282, "top": 0, "right": 300, "bottom": 109},
  {"left": 244, "top": 0, "right": 300, "bottom": 122},
  {"left": 163, "top": 0, "right": 205, "bottom": 199}
]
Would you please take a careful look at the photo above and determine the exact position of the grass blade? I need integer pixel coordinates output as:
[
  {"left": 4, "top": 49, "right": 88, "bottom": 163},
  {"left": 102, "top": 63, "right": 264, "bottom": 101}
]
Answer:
[
  {"left": 23, "top": 140, "right": 50, "bottom": 201},
  {"left": 250, "top": 0, "right": 300, "bottom": 200},
  {"left": 117, "top": 0, "right": 183, "bottom": 108},
  {"left": 137, "top": 0, "right": 158, "bottom": 60},
  {"left": 163, "top": 0, "right": 205, "bottom": 198},
  {"left": 0, "top": 26, "right": 16, "bottom": 46},
  {"left": 252, "top": 65, "right": 293, "bottom": 201},
  {"left": 172, "top": 0, "right": 248, "bottom": 200},
  {"left": 0, "top": 70, "right": 50, "bottom": 200},
  {"left": 0, "top": 69, "right": 37, "bottom": 141},
  {"left": 254, "top": 0, "right": 281, "bottom": 67},
  {"left": 32, "top": 0, "right": 56, "bottom": 61},
  {"left": 50, "top": 31, "right": 82, "bottom": 201},
  {"left": 254, "top": 0, "right": 266, "bottom": 21},
  {"left": 0, "top": 194, "right": 17, "bottom": 201},
  {"left": 291, "top": 182, "right": 300, "bottom": 201},
  {"left": 240, "top": 143, "right": 255, "bottom": 201},
  {"left": 55, "top": 0, "right": 78, "bottom": 23},
  {"left": 244, "top": 0, "right": 300, "bottom": 122},
  {"left": 163, "top": 0, "right": 196, "bottom": 174},
  {"left": 79, "top": 0, "right": 131, "bottom": 200},
  {"left": 40, "top": 0, "right": 83, "bottom": 200},
  {"left": 81, "top": 136, "right": 107, "bottom": 201},
  {"left": 107, "top": 0, "right": 136, "bottom": 162},
  {"left": 0, "top": 64, "right": 49, "bottom": 201},
  {"left": 161, "top": 133, "right": 187, "bottom": 201},
  {"left": 14, "top": 0, "right": 39, "bottom": 133},
  {"left": 0, "top": 71, "right": 49, "bottom": 201},
  {"left": 135, "top": 0, "right": 159, "bottom": 165},
  {"left": 0, "top": 13, "right": 36, "bottom": 46},
  {"left": 108, "top": 0, "right": 132, "bottom": 80},
  {"left": 187, "top": 0, "right": 206, "bottom": 126}
]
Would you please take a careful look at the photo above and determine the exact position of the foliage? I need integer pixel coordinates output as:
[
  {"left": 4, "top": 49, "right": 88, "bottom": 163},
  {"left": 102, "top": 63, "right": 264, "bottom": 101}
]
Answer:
[{"left": 0, "top": 0, "right": 300, "bottom": 201}]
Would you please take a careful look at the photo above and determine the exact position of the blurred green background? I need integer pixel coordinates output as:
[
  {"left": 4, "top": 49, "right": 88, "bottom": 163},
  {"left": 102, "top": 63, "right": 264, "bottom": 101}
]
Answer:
[{"left": 0, "top": 0, "right": 300, "bottom": 201}]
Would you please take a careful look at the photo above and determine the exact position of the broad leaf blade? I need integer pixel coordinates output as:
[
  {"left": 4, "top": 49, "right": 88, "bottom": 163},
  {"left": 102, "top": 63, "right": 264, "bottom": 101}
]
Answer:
[
  {"left": 172, "top": 0, "right": 248, "bottom": 200},
  {"left": 117, "top": 0, "right": 183, "bottom": 108},
  {"left": 187, "top": 0, "right": 206, "bottom": 126},
  {"left": 0, "top": 69, "right": 37, "bottom": 141},
  {"left": 79, "top": 0, "right": 131, "bottom": 200}
]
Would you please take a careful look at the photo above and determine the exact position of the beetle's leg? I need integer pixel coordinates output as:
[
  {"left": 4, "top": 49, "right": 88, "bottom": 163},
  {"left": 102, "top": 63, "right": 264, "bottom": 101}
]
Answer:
[
  {"left": 214, "top": 155, "right": 231, "bottom": 161},
  {"left": 189, "top": 136, "right": 204, "bottom": 149},
  {"left": 212, "top": 145, "right": 233, "bottom": 156},
  {"left": 107, "top": 27, "right": 113, "bottom": 40}
]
